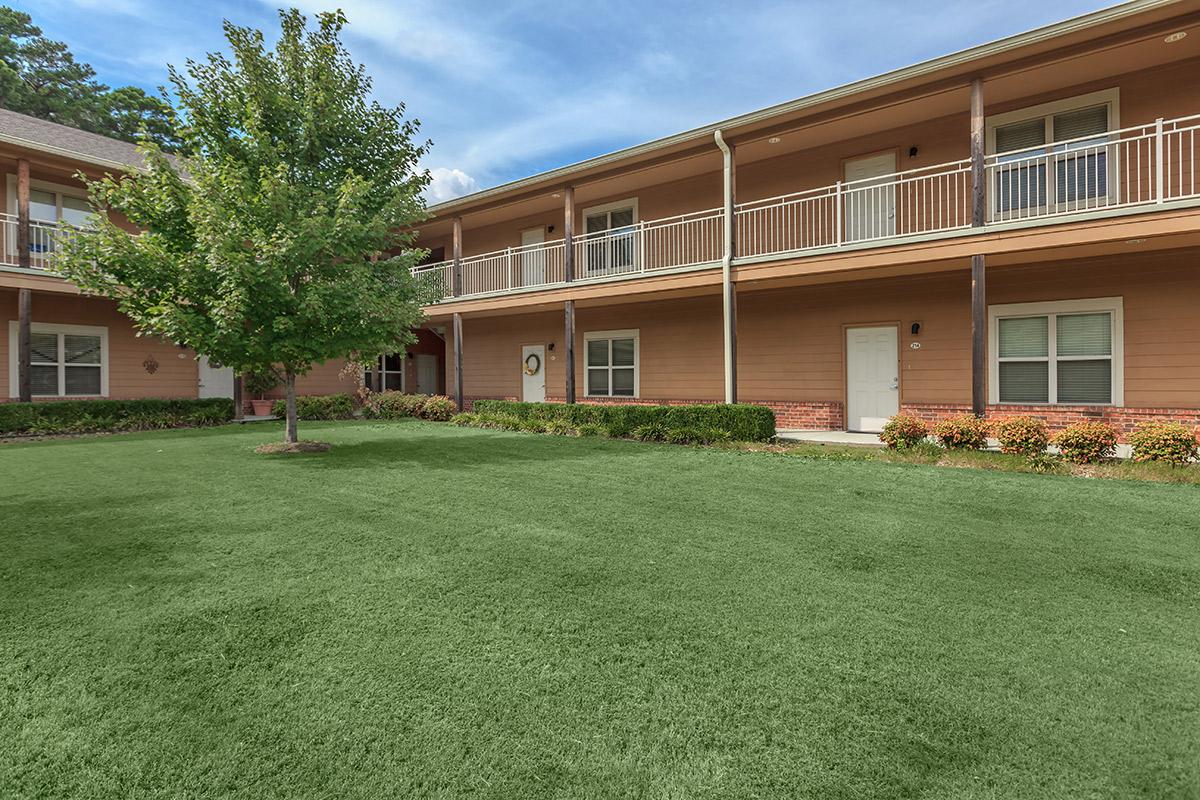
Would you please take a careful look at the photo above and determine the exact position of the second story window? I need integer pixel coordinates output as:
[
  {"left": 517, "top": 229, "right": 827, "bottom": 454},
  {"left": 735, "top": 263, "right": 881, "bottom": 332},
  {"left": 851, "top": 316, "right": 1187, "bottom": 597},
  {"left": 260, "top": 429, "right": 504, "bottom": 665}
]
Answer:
[
  {"left": 582, "top": 199, "right": 637, "bottom": 276},
  {"left": 7, "top": 178, "right": 96, "bottom": 260},
  {"left": 988, "top": 90, "right": 1116, "bottom": 216}
]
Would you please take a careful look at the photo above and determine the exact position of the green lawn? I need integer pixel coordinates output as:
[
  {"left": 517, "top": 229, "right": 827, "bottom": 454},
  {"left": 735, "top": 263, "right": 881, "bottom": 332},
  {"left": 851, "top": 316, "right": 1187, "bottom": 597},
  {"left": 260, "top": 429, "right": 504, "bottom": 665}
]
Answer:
[{"left": 2, "top": 421, "right": 1198, "bottom": 799}]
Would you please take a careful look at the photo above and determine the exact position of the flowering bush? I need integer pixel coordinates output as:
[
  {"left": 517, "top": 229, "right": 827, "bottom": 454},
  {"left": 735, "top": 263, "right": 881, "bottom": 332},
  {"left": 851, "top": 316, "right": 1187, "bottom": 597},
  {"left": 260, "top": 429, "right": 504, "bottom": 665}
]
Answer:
[
  {"left": 1128, "top": 421, "right": 1198, "bottom": 465},
  {"left": 992, "top": 416, "right": 1049, "bottom": 457},
  {"left": 879, "top": 413, "right": 928, "bottom": 449},
  {"left": 931, "top": 414, "right": 990, "bottom": 450},
  {"left": 419, "top": 395, "right": 457, "bottom": 421},
  {"left": 1051, "top": 421, "right": 1118, "bottom": 464}
]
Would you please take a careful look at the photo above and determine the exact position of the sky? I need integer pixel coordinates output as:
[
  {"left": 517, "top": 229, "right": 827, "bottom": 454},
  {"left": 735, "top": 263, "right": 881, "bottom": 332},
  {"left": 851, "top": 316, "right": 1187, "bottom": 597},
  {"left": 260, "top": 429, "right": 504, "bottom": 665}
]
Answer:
[{"left": 19, "top": 0, "right": 1116, "bottom": 202}]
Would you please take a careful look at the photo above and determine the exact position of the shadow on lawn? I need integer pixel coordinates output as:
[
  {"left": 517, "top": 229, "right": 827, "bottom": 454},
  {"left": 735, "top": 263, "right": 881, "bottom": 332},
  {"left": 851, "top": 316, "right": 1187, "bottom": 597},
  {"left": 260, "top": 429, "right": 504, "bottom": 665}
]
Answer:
[{"left": 277, "top": 428, "right": 630, "bottom": 472}]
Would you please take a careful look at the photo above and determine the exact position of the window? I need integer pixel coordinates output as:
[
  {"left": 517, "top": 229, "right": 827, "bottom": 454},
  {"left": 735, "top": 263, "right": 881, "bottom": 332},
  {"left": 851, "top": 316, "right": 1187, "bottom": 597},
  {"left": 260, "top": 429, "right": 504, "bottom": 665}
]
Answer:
[
  {"left": 989, "top": 298, "right": 1123, "bottom": 406},
  {"left": 8, "top": 322, "right": 107, "bottom": 398},
  {"left": 585, "top": 330, "right": 638, "bottom": 397},
  {"left": 364, "top": 353, "right": 405, "bottom": 392},
  {"left": 987, "top": 90, "right": 1118, "bottom": 214},
  {"left": 581, "top": 199, "right": 637, "bottom": 276}
]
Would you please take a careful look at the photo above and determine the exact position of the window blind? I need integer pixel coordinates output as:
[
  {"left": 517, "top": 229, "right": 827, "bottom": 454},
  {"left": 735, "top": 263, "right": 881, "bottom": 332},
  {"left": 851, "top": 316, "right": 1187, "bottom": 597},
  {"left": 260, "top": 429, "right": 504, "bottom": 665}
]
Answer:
[
  {"left": 1056, "top": 314, "right": 1111, "bottom": 357},
  {"left": 995, "top": 118, "right": 1046, "bottom": 154},
  {"left": 1053, "top": 105, "right": 1108, "bottom": 143},
  {"left": 998, "top": 317, "right": 1048, "bottom": 358}
]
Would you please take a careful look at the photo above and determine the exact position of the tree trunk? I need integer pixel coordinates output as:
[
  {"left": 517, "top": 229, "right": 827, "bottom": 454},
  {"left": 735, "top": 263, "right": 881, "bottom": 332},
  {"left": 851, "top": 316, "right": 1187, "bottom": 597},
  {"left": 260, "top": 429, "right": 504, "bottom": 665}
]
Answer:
[{"left": 284, "top": 370, "right": 299, "bottom": 444}]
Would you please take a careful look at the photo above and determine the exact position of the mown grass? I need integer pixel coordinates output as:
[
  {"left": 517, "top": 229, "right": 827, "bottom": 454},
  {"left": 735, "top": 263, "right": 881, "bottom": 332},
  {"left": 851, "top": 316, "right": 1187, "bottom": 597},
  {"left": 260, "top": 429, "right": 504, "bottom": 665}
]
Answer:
[{"left": 2, "top": 420, "right": 1198, "bottom": 799}]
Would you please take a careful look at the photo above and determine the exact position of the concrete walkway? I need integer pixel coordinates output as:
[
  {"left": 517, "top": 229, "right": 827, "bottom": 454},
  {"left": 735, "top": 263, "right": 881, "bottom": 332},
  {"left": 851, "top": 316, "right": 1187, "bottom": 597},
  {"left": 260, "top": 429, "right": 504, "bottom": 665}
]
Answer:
[{"left": 776, "top": 429, "right": 884, "bottom": 447}]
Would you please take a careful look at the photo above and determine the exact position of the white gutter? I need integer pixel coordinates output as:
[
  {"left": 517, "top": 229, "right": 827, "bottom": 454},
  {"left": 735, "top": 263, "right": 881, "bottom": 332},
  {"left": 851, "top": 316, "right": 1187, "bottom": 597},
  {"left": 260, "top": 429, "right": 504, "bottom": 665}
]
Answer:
[
  {"left": 428, "top": 0, "right": 1183, "bottom": 216},
  {"left": 714, "top": 129, "right": 735, "bottom": 405}
]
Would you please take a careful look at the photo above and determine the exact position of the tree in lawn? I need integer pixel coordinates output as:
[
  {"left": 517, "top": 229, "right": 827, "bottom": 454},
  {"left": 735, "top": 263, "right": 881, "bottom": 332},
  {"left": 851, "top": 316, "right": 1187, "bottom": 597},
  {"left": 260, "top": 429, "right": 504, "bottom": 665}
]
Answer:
[{"left": 56, "top": 9, "right": 432, "bottom": 445}]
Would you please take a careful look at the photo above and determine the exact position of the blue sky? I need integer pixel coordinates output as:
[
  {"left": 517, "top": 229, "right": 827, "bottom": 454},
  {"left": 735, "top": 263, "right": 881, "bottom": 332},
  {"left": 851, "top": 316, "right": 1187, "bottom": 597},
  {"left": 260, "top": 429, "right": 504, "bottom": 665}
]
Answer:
[{"left": 20, "top": 0, "right": 1114, "bottom": 201}]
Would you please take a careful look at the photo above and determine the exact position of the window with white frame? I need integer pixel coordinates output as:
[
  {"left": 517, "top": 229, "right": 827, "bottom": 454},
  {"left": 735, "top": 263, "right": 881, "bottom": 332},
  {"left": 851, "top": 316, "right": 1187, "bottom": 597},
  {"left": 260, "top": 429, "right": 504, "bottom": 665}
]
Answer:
[
  {"left": 989, "top": 298, "right": 1122, "bottom": 406},
  {"left": 364, "top": 353, "right": 405, "bottom": 392},
  {"left": 8, "top": 322, "right": 107, "bottom": 397},
  {"left": 987, "top": 89, "right": 1118, "bottom": 213},
  {"left": 585, "top": 329, "right": 638, "bottom": 397},
  {"left": 582, "top": 199, "right": 637, "bottom": 276}
]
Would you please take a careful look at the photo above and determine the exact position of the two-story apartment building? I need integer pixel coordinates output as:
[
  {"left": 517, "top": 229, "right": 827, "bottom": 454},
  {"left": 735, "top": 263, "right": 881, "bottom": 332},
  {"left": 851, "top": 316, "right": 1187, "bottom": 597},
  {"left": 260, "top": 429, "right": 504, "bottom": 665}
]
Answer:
[
  {"left": 412, "top": 0, "right": 1200, "bottom": 434},
  {"left": 0, "top": 111, "right": 444, "bottom": 405}
]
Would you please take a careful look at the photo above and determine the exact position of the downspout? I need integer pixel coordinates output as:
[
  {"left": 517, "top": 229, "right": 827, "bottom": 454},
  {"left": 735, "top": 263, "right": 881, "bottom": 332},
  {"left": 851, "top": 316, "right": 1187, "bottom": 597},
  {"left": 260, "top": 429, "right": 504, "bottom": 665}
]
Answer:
[{"left": 714, "top": 129, "right": 736, "bottom": 404}]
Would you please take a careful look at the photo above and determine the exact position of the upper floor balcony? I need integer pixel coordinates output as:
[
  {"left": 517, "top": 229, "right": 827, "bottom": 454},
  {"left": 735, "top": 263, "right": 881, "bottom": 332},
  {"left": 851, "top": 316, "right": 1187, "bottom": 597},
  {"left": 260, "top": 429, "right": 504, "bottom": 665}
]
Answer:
[{"left": 413, "top": 112, "right": 1200, "bottom": 303}]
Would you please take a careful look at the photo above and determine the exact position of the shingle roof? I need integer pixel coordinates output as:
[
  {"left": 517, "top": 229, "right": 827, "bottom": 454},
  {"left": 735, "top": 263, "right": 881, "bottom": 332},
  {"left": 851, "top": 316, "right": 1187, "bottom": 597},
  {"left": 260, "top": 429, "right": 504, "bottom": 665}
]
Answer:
[{"left": 0, "top": 107, "right": 149, "bottom": 169}]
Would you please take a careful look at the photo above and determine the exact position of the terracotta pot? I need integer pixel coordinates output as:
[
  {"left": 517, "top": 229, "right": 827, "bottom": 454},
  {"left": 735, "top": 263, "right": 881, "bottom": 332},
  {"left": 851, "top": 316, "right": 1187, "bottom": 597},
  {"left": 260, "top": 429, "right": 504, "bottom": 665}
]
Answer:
[{"left": 250, "top": 399, "right": 275, "bottom": 416}]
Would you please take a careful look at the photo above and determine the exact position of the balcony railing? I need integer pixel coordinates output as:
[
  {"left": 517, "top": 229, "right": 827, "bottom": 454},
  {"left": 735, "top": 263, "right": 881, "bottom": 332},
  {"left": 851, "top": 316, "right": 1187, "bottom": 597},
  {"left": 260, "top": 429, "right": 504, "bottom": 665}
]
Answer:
[
  {"left": 0, "top": 213, "right": 75, "bottom": 271},
  {"left": 419, "top": 113, "right": 1200, "bottom": 303}
]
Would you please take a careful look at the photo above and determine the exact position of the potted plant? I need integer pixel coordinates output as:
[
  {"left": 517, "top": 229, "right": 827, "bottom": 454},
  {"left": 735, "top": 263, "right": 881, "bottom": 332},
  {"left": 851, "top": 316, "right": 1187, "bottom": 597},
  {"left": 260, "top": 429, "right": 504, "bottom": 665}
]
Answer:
[{"left": 243, "top": 366, "right": 280, "bottom": 417}]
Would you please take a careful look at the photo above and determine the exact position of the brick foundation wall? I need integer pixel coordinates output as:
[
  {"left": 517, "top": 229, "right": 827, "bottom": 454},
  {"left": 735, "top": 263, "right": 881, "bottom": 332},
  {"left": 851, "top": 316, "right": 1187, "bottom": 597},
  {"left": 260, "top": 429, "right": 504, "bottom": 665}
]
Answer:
[{"left": 903, "top": 403, "right": 1200, "bottom": 441}]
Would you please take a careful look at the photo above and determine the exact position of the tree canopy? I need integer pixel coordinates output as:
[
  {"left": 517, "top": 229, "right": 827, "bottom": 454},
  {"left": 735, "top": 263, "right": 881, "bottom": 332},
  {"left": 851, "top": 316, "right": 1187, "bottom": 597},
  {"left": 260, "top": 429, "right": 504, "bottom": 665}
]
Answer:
[
  {"left": 0, "top": 6, "right": 179, "bottom": 150},
  {"left": 56, "top": 9, "right": 433, "bottom": 444}
]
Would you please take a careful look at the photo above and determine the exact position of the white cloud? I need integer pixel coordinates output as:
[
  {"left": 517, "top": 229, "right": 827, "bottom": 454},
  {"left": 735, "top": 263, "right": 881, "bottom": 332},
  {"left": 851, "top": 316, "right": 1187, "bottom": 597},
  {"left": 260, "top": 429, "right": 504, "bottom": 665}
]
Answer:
[{"left": 425, "top": 167, "right": 480, "bottom": 203}]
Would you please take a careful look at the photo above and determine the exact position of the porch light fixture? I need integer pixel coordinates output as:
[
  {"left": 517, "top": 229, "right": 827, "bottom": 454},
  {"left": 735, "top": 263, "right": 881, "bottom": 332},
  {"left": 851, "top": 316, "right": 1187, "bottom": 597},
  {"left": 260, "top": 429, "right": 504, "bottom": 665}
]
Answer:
[
  {"left": 1164, "top": 31, "right": 1187, "bottom": 43},
  {"left": 768, "top": 137, "right": 782, "bottom": 144},
  {"left": 1126, "top": 238, "right": 1147, "bottom": 245}
]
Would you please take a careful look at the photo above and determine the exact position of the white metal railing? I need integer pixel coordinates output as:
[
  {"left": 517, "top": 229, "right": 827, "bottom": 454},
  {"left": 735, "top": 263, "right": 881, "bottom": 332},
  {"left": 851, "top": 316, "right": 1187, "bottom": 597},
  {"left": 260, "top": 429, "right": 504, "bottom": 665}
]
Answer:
[
  {"left": 0, "top": 213, "right": 71, "bottom": 270},
  {"left": 984, "top": 114, "right": 1200, "bottom": 223}
]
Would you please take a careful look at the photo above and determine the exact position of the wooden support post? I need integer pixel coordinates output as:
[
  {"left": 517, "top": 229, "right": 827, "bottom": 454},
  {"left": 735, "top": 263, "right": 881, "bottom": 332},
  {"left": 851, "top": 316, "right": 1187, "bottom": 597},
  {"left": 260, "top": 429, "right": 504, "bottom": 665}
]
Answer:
[
  {"left": 452, "top": 312, "right": 464, "bottom": 411},
  {"left": 452, "top": 216, "right": 463, "bottom": 297},
  {"left": 17, "top": 288, "right": 31, "bottom": 402},
  {"left": 17, "top": 156, "right": 32, "bottom": 403},
  {"left": 16, "top": 158, "right": 30, "bottom": 269},
  {"left": 970, "top": 78, "right": 985, "bottom": 228},
  {"left": 562, "top": 187, "right": 575, "bottom": 282},
  {"left": 971, "top": 254, "right": 986, "bottom": 418},
  {"left": 969, "top": 79, "right": 987, "bottom": 417},
  {"left": 564, "top": 300, "right": 576, "bottom": 404}
]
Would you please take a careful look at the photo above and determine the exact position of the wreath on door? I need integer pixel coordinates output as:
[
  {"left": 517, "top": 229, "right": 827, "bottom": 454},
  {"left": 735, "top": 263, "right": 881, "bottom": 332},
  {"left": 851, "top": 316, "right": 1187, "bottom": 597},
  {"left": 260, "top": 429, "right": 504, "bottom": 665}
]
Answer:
[{"left": 523, "top": 353, "right": 542, "bottom": 376}]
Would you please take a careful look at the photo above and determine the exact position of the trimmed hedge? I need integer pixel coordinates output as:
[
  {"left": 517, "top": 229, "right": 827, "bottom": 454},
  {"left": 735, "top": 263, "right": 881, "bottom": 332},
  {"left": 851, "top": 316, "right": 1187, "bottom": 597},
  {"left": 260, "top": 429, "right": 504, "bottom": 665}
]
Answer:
[
  {"left": 471, "top": 400, "right": 776, "bottom": 442},
  {"left": 271, "top": 394, "right": 355, "bottom": 421},
  {"left": 0, "top": 397, "right": 235, "bottom": 436}
]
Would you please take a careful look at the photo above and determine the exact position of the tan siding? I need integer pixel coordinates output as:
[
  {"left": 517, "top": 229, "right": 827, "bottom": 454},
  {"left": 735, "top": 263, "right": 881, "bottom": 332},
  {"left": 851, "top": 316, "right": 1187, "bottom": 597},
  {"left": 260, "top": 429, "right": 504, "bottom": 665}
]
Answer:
[{"left": 1, "top": 290, "right": 198, "bottom": 399}]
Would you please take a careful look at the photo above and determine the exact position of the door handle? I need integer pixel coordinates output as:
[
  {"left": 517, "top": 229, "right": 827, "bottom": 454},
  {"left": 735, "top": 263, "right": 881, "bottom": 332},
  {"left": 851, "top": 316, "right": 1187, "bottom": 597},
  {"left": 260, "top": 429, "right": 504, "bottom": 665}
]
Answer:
[{"left": 890, "top": 379, "right": 899, "bottom": 390}]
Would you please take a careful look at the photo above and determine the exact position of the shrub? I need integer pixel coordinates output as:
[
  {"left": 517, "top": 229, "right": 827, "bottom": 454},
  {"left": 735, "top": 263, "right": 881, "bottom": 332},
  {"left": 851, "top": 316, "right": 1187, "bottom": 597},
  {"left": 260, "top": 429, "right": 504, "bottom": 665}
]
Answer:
[
  {"left": 0, "top": 398, "right": 235, "bottom": 436},
  {"left": 520, "top": 418, "right": 548, "bottom": 434},
  {"left": 879, "top": 413, "right": 928, "bottom": 449},
  {"left": 577, "top": 422, "right": 607, "bottom": 438},
  {"left": 271, "top": 394, "right": 354, "bottom": 421},
  {"left": 544, "top": 419, "right": 578, "bottom": 436},
  {"left": 419, "top": 395, "right": 457, "bottom": 421},
  {"left": 449, "top": 412, "right": 478, "bottom": 426},
  {"left": 1051, "top": 421, "right": 1118, "bottom": 464},
  {"left": 993, "top": 416, "right": 1049, "bottom": 457},
  {"left": 931, "top": 414, "right": 990, "bottom": 450},
  {"left": 632, "top": 423, "right": 668, "bottom": 442},
  {"left": 243, "top": 366, "right": 280, "bottom": 399},
  {"left": 665, "top": 427, "right": 695, "bottom": 445},
  {"left": 363, "top": 391, "right": 426, "bottom": 419},
  {"left": 1026, "top": 452, "right": 1065, "bottom": 474},
  {"left": 471, "top": 400, "right": 775, "bottom": 443},
  {"left": 1128, "top": 421, "right": 1198, "bottom": 465}
]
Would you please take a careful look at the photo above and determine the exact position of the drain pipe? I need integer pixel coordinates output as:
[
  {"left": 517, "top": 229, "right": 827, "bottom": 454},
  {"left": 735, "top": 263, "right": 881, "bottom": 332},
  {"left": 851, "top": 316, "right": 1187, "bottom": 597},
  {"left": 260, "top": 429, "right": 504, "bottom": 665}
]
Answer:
[{"left": 714, "top": 129, "right": 736, "bottom": 404}]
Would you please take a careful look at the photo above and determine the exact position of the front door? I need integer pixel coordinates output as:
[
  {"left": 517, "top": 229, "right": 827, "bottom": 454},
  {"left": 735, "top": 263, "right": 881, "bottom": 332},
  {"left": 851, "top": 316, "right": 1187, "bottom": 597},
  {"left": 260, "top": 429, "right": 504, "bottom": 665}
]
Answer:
[
  {"left": 521, "top": 345, "right": 545, "bottom": 403},
  {"left": 845, "top": 326, "right": 898, "bottom": 432},
  {"left": 197, "top": 356, "right": 234, "bottom": 399},
  {"left": 843, "top": 151, "right": 896, "bottom": 242},
  {"left": 520, "top": 227, "right": 545, "bottom": 287},
  {"left": 416, "top": 353, "right": 438, "bottom": 395}
]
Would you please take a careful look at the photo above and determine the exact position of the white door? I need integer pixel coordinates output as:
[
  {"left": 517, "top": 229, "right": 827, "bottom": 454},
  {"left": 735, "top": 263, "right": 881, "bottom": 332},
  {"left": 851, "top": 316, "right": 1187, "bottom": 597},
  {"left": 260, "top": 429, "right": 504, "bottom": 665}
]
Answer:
[
  {"left": 520, "top": 227, "right": 545, "bottom": 287},
  {"left": 846, "top": 326, "right": 898, "bottom": 432},
  {"left": 521, "top": 345, "right": 545, "bottom": 403},
  {"left": 416, "top": 353, "right": 438, "bottom": 395},
  {"left": 843, "top": 152, "right": 896, "bottom": 242},
  {"left": 197, "top": 356, "right": 235, "bottom": 398}
]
